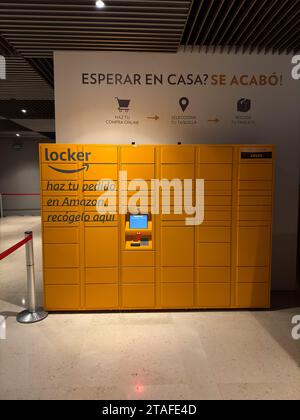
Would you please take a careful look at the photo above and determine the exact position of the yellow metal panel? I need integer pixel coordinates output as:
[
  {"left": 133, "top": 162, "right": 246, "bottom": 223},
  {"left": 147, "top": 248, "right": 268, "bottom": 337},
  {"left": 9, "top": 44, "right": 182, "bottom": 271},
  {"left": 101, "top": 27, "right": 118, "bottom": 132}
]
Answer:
[
  {"left": 239, "top": 180, "right": 273, "bottom": 190},
  {"left": 238, "top": 211, "right": 272, "bottom": 222},
  {"left": 42, "top": 180, "right": 78, "bottom": 195},
  {"left": 239, "top": 205, "right": 272, "bottom": 212},
  {"left": 238, "top": 220, "right": 271, "bottom": 227},
  {"left": 204, "top": 211, "right": 232, "bottom": 221},
  {"left": 239, "top": 196, "right": 272, "bottom": 205},
  {"left": 122, "top": 251, "right": 155, "bottom": 267},
  {"left": 84, "top": 204, "right": 117, "bottom": 213},
  {"left": 82, "top": 181, "right": 118, "bottom": 196},
  {"left": 204, "top": 181, "right": 232, "bottom": 192},
  {"left": 121, "top": 267, "right": 155, "bottom": 283},
  {"left": 161, "top": 220, "right": 197, "bottom": 227},
  {"left": 44, "top": 268, "right": 79, "bottom": 285},
  {"left": 83, "top": 164, "right": 118, "bottom": 180},
  {"left": 43, "top": 227, "right": 79, "bottom": 243},
  {"left": 119, "top": 205, "right": 152, "bottom": 214},
  {"left": 42, "top": 196, "right": 80, "bottom": 211},
  {"left": 237, "top": 267, "right": 270, "bottom": 283},
  {"left": 161, "top": 213, "right": 190, "bottom": 222},
  {"left": 236, "top": 283, "right": 270, "bottom": 308},
  {"left": 239, "top": 163, "right": 273, "bottom": 181},
  {"left": 161, "top": 146, "right": 195, "bottom": 163},
  {"left": 198, "top": 220, "right": 232, "bottom": 227},
  {"left": 198, "top": 284, "right": 230, "bottom": 307},
  {"left": 42, "top": 212, "right": 80, "bottom": 227},
  {"left": 45, "top": 285, "right": 80, "bottom": 310},
  {"left": 161, "top": 227, "right": 194, "bottom": 266},
  {"left": 127, "top": 191, "right": 153, "bottom": 199},
  {"left": 83, "top": 212, "right": 119, "bottom": 226},
  {"left": 239, "top": 190, "right": 272, "bottom": 197},
  {"left": 199, "top": 147, "right": 233, "bottom": 163},
  {"left": 85, "top": 268, "right": 118, "bottom": 284},
  {"left": 197, "top": 243, "right": 231, "bottom": 266},
  {"left": 204, "top": 196, "right": 232, "bottom": 205},
  {"left": 197, "top": 267, "right": 231, "bottom": 283},
  {"left": 44, "top": 244, "right": 79, "bottom": 268},
  {"left": 204, "top": 205, "right": 231, "bottom": 212},
  {"left": 83, "top": 145, "right": 118, "bottom": 163},
  {"left": 85, "top": 227, "right": 118, "bottom": 267},
  {"left": 120, "top": 164, "right": 154, "bottom": 180},
  {"left": 120, "top": 180, "right": 153, "bottom": 191},
  {"left": 237, "top": 226, "right": 271, "bottom": 266},
  {"left": 161, "top": 164, "right": 194, "bottom": 179},
  {"left": 121, "top": 146, "right": 155, "bottom": 163},
  {"left": 197, "top": 226, "right": 231, "bottom": 243},
  {"left": 121, "top": 284, "right": 155, "bottom": 308},
  {"left": 161, "top": 283, "right": 194, "bottom": 308},
  {"left": 85, "top": 284, "right": 118, "bottom": 309},
  {"left": 161, "top": 189, "right": 194, "bottom": 202},
  {"left": 161, "top": 267, "right": 194, "bottom": 283},
  {"left": 198, "top": 164, "right": 232, "bottom": 180}
]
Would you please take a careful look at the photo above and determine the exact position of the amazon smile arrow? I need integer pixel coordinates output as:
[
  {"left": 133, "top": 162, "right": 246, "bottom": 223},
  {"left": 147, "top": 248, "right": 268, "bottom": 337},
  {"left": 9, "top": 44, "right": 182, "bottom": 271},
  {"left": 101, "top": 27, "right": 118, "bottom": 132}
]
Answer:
[{"left": 48, "top": 163, "right": 89, "bottom": 174}]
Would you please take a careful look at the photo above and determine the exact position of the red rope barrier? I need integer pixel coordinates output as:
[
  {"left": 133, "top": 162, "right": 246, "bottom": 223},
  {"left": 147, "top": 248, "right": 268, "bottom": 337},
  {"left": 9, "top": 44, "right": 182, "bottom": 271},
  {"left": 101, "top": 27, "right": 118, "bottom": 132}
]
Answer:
[{"left": 0, "top": 234, "right": 32, "bottom": 261}]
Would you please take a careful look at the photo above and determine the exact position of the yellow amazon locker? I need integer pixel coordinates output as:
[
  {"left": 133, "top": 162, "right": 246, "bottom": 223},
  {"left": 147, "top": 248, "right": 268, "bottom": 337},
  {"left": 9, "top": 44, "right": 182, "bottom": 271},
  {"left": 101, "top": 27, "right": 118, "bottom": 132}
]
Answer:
[{"left": 40, "top": 144, "right": 274, "bottom": 311}]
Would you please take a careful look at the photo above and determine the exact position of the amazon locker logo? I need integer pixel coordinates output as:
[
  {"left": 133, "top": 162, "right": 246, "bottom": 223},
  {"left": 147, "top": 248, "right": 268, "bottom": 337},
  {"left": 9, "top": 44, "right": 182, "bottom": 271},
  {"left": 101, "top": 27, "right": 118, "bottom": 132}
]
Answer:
[{"left": 45, "top": 147, "right": 91, "bottom": 173}]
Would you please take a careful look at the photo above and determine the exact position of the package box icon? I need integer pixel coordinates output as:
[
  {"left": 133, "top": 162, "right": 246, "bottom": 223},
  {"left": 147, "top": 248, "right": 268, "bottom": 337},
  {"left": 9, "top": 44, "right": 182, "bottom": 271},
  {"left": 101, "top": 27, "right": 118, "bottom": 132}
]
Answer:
[{"left": 237, "top": 98, "right": 251, "bottom": 113}]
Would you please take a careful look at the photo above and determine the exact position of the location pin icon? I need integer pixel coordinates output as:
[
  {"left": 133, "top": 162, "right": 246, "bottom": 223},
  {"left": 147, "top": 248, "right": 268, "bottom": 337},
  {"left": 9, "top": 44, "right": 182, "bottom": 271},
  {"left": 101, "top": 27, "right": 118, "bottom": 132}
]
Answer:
[{"left": 179, "top": 97, "right": 189, "bottom": 112}]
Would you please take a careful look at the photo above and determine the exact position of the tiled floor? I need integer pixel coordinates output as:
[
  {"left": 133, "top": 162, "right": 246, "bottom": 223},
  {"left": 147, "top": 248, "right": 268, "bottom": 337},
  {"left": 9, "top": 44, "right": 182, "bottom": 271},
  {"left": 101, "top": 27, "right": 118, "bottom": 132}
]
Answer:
[{"left": 0, "top": 216, "right": 300, "bottom": 400}]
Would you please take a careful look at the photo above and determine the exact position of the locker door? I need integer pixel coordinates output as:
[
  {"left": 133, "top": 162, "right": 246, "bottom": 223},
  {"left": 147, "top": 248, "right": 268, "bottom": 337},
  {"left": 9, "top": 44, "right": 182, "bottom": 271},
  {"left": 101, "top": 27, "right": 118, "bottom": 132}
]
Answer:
[
  {"left": 237, "top": 226, "right": 271, "bottom": 267},
  {"left": 85, "top": 227, "right": 119, "bottom": 267},
  {"left": 161, "top": 227, "right": 194, "bottom": 266},
  {"left": 160, "top": 226, "right": 194, "bottom": 308},
  {"left": 84, "top": 226, "right": 119, "bottom": 309}
]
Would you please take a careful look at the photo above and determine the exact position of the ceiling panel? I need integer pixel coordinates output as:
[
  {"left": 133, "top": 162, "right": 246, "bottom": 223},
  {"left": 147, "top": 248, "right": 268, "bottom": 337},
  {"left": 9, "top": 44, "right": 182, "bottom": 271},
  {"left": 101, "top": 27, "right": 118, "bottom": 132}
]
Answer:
[
  {"left": 182, "top": 0, "right": 300, "bottom": 54},
  {"left": 0, "top": 0, "right": 191, "bottom": 56},
  {"left": 0, "top": 57, "right": 54, "bottom": 100}
]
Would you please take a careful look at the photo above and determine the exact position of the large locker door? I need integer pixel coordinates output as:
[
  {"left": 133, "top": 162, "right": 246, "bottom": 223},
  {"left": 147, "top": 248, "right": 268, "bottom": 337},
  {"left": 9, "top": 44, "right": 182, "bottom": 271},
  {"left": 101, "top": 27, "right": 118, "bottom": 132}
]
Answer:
[
  {"left": 161, "top": 226, "right": 194, "bottom": 308},
  {"left": 84, "top": 226, "right": 119, "bottom": 309},
  {"left": 159, "top": 146, "right": 196, "bottom": 308},
  {"left": 120, "top": 145, "right": 156, "bottom": 309},
  {"left": 196, "top": 146, "right": 233, "bottom": 308},
  {"left": 235, "top": 148, "right": 274, "bottom": 308}
]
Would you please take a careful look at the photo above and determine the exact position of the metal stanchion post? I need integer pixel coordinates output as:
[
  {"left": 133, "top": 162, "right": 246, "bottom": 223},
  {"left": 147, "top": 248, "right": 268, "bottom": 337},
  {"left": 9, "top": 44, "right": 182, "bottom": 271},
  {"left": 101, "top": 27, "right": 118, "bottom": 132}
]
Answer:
[
  {"left": 0, "top": 193, "right": 3, "bottom": 218},
  {"left": 17, "top": 231, "right": 48, "bottom": 324}
]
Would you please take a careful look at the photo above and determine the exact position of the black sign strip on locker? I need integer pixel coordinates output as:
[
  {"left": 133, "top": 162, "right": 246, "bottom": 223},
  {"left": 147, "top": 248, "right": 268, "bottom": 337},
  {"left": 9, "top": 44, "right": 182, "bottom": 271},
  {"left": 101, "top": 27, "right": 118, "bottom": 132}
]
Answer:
[{"left": 241, "top": 152, "right": 273, "bottom": 160}]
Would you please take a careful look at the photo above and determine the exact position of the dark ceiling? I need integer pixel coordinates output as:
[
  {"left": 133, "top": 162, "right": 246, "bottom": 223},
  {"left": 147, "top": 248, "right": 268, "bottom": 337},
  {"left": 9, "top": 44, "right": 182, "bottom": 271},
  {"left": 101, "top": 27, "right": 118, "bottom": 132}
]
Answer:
[{"left": 1, "top": 0, "right": 300, "bottom": 140}]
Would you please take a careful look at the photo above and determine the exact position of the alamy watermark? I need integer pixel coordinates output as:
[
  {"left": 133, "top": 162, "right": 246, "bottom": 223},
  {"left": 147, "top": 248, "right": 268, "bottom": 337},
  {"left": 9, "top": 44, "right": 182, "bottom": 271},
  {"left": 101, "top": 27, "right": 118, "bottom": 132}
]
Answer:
[
  {"left": 0, "top": 315, "right": 6, "bottom": 340},
  {"left": 291, "top": 55, "right": 300, "bottom": 80},
  {"left": 291, "top": 315, "right": 300, "bottom": 340},
  {"left": 94, "top": 173, "right": 205, "bottom": 226},
  {"left": 0, "top": 55, "right": 6, "bottom": 80}
]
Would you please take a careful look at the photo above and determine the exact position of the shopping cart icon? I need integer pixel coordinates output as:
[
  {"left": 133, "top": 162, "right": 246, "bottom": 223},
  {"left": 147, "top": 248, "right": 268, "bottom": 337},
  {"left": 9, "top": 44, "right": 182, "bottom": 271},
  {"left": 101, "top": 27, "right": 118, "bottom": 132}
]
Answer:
[{"left": 115, "top": 97, "right": 130, "bottom": 112}]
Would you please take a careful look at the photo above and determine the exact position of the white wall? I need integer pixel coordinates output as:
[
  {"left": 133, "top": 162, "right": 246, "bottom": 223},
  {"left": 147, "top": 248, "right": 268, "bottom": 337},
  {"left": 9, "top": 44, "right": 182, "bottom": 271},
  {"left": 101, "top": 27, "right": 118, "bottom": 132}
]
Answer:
[{"left": 54, "top": 50, "right": 300, "bottom": 291}]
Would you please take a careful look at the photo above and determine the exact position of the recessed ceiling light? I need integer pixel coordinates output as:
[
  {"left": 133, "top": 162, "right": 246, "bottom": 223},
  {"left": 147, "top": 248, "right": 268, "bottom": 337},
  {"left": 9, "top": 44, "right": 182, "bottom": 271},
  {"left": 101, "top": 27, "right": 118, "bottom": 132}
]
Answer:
[
  {"left": 21, "top": 109, "right": 27, "bottom": 114},
  {"left": 16, "top": 133, "right": 20, "bottom": 137},
  {"left": 96, "top": 0, "right": 105, "bottom": 8}
]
